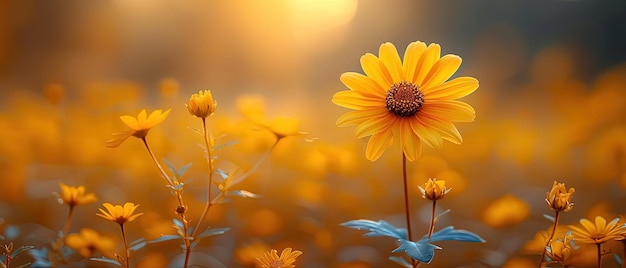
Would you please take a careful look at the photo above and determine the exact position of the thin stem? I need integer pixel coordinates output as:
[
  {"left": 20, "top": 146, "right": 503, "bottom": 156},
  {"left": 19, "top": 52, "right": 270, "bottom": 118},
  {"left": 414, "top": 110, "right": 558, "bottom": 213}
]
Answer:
[
  {"left": 61, "top": 206, "right": 74, "bottom": 238},
  {"left": 401, "top": 153, "right": 416, "bottom": 268},
  {"left": 141, "top": 137, "right": 174, "bottom": 186},
  {"left": 191, "top": 118, "right": 214, "bottom": 239},
  {"left": 597, "top": 243, "right": 602, "bottom": 268},
  {"left": 427, "top": 200, "right": 437, "bottom": 239},
  {"left": 538, "top": 211, "right": 560, "bottom": 267},
  {"left": 622, "top": 240, "right": 626, "bottom": 268},
  {"left": 120, "top": 224, "right": 130, "bottom": 268}
]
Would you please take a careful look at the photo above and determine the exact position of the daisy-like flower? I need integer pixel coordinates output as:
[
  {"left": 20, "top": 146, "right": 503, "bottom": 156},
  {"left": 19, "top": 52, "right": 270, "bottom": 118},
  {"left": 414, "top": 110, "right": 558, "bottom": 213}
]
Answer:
[
  {"left": 569, "top": 216, "right": 626, "bottom": 244},
  {"left": 65, "top": 228, "right": 116, "bottom": 259},
  {"left": 187, "top": 90, "right": 217, "bottom": 118},
  {"left": 57, "top": 183, "right": 97, "bottom": 208},
  {"left": 257, "top": 248, "right": 303, "bottom": 268},
  {"left": 105, "top": 109, "right": 171, "bottom": 148},
  {"left": 545, "top": 181, "right": 575, "bottom": 212},
  {"left": 545, "top": 232, "right": 577, "bottom": 263},
  {"left": 332, "top": 41, "right": 478, "bottom": 161},
  {"left": 97, "top": 202, "right": 143, "bottom": 225},
  {"left": 418, "top": 178, "right": 450, "bottom": 201}
]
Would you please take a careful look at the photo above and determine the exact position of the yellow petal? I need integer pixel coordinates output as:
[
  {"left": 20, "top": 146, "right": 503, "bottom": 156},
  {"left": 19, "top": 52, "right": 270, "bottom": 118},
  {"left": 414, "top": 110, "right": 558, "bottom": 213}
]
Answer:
[
  {"left": 355, "top": 114, "right": 395, "bottom": 139},
  {"left": 360, "top": 53, "right": 393, "bottom": 91},
  {"left": 421, "top": 101, "right": 476, "bottom": 122},
  {"left": 422, "top": 54, "right": 462, "bottom": 89},
  {"left": 410, "top": 117, "right": 443, "bottom": 148},
  {"left": 413, "top": 43, "right": 441, "bottom": 86},
  {"left": 417, "top": 115, "right": 463, "bottom": 144},
  {"left": 403, "top": 41, "right": 427, "bottom": 84},
  {"left": 332, "top": 91, "right": 385, "bottom": 110},
  {"left": 137, "top": 109, "right": 148, "bottom": 128},
  {"left": 424, "top": 77, "right": 478, "bottom": 100},
  {"left": 365, "top": 130, "right": 393, "bottom": 161},
  {"left": 400, "top": 119, "right": 421, "bottom": 161},
  {"left": 579, "top": 218, "right": 595, "bottom": 233},
  {"left": 120, "top": 115, "right": 139, "bottom": 130},
  {"left": 379, "top": 42, "right": 404, "bottom": 82},
  {"left": 336, "top": 107, "right": 389, "bottom": 127},
  {"left": 340, "top": 72, "right": 386, "bottom": 98}
]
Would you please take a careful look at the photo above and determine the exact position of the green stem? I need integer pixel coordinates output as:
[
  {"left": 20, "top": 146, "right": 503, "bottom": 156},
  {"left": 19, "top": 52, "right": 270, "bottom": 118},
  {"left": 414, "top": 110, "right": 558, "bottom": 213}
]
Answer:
[
  {"left": 142, "top": 137, "right": 174, "bottom": 186},
  {"left": 401, "top": 153, "right": 416, "bottom": 268},
  {"left": 191, "top": 118, "right": 215, "bottom": 240},
  {"left": 538, "top": 211, "right": 560, "bottom": 267},
  {"left": 120, "top": 224, "right": 130, "bottom": 268}
]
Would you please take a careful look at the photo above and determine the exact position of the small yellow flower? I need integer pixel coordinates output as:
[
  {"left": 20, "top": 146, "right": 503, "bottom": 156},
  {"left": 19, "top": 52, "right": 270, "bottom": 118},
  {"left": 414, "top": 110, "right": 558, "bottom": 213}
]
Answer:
[
  {"left": 97, "top": 202, "right": 143, "bottom": 225},
  {"left": 57, "top": 183, "right": 97, "bottom": 207},
  {"left": 257, "top": 248, "right": 303, "bottom": 268},
  {"left": 569, "top": 216, "right": 626, "bottom": 244},
  {"left": 187, "top": 90, "right": 217, "bottom": 118},
  {"left": 545, "top": 232, "right": 575, "bottom": 263},
  {"left": 545, "top": 181, "right": 575, "bottom": 212},
  {"left": 106, "top": 109, "right": 171, "bottom": 148},
  {"left": 65, "top": 228, "right": 116, "bottom": 259},
  {"left": 418, "top": 178, "right": 450, "bottom": 201}
]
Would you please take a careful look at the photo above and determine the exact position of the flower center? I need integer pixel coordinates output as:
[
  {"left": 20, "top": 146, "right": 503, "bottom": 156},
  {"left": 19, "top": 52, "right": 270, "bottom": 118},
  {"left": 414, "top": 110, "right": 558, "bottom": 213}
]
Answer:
[
  {"left": 385, "top": 81, "right": 424, "bottom": 117},
  {"left": 269, "top": 259, "right": 285, "bottom": 268}
]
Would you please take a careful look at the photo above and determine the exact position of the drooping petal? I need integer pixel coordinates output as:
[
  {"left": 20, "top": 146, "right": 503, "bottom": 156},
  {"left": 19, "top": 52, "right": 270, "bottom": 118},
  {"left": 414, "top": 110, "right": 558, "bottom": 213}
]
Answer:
[
  {"left": 413, "top": 43, "right": 441, "bottom": 86},
  {"left": 379, "top": 42, "right": 404, "bottom": 82},
  {"left": 361, "top": 53, "right": 393, "bottom": 91},
  {"left": 421, "top": 54, "right": 462, "bottom": 90},
  {"left": 416, "top": 114, "right": 463, "bottom": 144},
  {"left": 365, "top": 130, "right": 393, "bottom": 161},
  {"left": 332, "top": 91, "right": 385, "bottom": 110},
  {"left": 399, "top": 119, "right": 421, "bottom": 161},
  {"left": 424, "top": 77, "right": 479, "bottom": 100},
  {"left": 355, "top": 114, "right": 395, "bottom": 139},
  {"left": 340, "top": 72, "right": 386, "bottom": 98},
  {"left": 409, "top": 117, "right": 443, "bottom": 148},
  {"left": 403, "top": 41, "right": 427, "bottom": 83},
  {"left": 336, "top": 107, "right": 390, "bottom": 127},
  {"left": 421, "top": 101, "right": 476, "bottom": 122}
]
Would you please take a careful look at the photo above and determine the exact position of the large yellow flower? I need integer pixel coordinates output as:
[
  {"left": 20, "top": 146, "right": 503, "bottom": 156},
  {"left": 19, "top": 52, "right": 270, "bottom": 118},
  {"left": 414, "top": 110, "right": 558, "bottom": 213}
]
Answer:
[
  {"left": 57, "top": 183, "right": 97, "bottom": 207},
  {"left": 256, "top": 248, "right": 303, "bottom": 268},
  {"left": 569, "top": 216, "right": 626, "bottom": 244},
  {"left": 105, "top": 109, "right": 171, "bottom": 148},
  {"left": 97, "top": 202, "right": 143, "bottom": 225},
  {"left": 332, "top": 41, "right": 478, "bottom": 161}
]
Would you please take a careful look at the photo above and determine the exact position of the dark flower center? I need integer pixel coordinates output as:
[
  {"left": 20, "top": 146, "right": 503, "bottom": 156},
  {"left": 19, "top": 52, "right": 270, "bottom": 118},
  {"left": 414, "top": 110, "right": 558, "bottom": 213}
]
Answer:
[{"left": 385, "top": 81, "right": 424, "bottom": 117}]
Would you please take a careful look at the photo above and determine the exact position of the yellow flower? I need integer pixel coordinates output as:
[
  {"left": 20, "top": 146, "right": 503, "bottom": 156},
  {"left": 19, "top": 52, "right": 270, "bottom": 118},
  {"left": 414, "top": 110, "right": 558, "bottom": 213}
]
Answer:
[
  {"left": 545, "top": 232, "right": 576, "bottom": 264},
  {"left": 187, "top": 90, "right": 217, "bottom": 118},
  {"left": 105, "top": 109, "right": 171, "bottom": 148},
  {"left": 569, "top": 216, "right": 626, "bottom": 244},
  {"left": 332, "top": 41, "right": 478, "bottom": 161},
  {"left": 257, "top": 248, "right": 302, "bottom": 268},
  {"left": 57, "top": 183, "right": 97, "bottom": 207},
  {"left": 43, "top": 83, "right": 64, "bottom": 105},
  {"left": 545, "top": 181, "right": 575, "bottom": 212},
  {"left": 97, "top": 202, "right": 143, "bottom": 225},
  {"left": 65, "top": 228, "right": 116, "bottom": 259},
  {"left": 417, "top": 178, "right": 450, "bottom": 201}
]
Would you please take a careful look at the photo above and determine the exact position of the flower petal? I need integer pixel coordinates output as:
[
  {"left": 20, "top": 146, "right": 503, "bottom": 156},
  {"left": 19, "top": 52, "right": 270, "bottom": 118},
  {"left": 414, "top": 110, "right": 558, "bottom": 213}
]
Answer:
[
  {"left": 421, "top": 101, "right": 476, "bottom": 122},
  {"left": 403, "top": 41, "right": 427, "bottom": 84},
  {"left": 137, "top": 109, "right": 147, "bottom": 129},
  {"left": 413, "top": 43, "right": 441, "bottom": 86},
  {"left": 379, "top": 42, "right": 404, "bottom": 82},
  {"left": 417, "top": 115, "right": 463, "bottom": 144},
  {"left": 332, "top": 91, "right": 385, "bottom": 110},
  {"left": 400, "top": 119, "right": 421, "bottom": 161},
  {"left": 361, "top": 53, "right": 393, "bottom": 91},
  {"left": 340, "top": 72, "right": 386, "bottom": 98},
  {"left": 365, "top": 130, "right": 393, "bottom": 161},
  {"left": 336, "top": 107, "right": 389, "bottom": 127},
  {"left": 424, "top": 76, "right": 478, "bottom": 100},
  {"left": 120, "top": 115, "right": 139, "bottom": 130},
  {"left": 410, "top": 117, "right": 443, "bottom": 148},
  {"left": 422, "top": 54, "right": 462, "bottom": 90},
  {"left": 355, "top": 114, "right": 395, "bottom": 139}
]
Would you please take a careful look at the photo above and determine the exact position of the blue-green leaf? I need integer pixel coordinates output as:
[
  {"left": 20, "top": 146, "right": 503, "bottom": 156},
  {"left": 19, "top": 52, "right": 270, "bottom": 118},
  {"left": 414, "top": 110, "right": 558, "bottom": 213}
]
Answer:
[
  {"left": 162, "top": 158, "right": 177, "bottom": 176},
  {"left": 389, "top": 256, "right": 412, "bottom": 268},
  {"left": 173, "top": 218, "right": 184, "bottom": 230},
  {"left": 226, "top": 190, "right": 260, "bottom": 198},
  {"left": 614, "top": 253, "right": 622, "bottom": 265},
  {"left": 341, "top": 219, "right": 407, "bottom": 240},
  {"left": 197, "top": 227, "right": 230, "bottom": 239},
  {"left": 424, "top": 226, "right": 485, "bottom": 243},
  {"left": 129, "top": 238, "right": 147, "bottom": 252},
  {"left": 392, "top": 239, "right": 439, "bottom": 264},
  {"left": 11, "top": 246, "right": 34, "bottom": 258},
  {"left": 177, "top": 163, "right": 192, "bottom": 177},
  {"left": 543, "top": 214, "right": 555, "bottom": 223},
  {"left": 91, "top": 257, "right": 121, "bottom": 266},
  {"left": 149, "top": 235, "right": 181, "bottom": 244}
]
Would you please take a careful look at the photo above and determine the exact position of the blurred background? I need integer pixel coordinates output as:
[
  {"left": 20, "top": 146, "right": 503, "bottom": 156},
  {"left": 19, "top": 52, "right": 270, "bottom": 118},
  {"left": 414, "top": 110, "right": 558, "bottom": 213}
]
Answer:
[{"left": 1, "top": 0, "right": 626, "bottom": 267}]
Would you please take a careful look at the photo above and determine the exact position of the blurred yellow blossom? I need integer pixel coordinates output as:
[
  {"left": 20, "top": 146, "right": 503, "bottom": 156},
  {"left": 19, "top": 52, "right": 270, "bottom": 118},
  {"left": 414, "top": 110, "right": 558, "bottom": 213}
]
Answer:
[
  {"left": 235, "top": 240, "right": 271, "bottom": 267},
  {"left": 43, "top": 83, "right": 64, "bottom": 105},
  {"left": 332, "top": 41, "right": 477, "bottom": 161},
  {"left": 545, "top": 181, "right": 575, "bottom": 212},
  {"left": 57, "top": 183, "right": 97, "bottom": 208},
  {"left": 569, "top": 216, "right": 626, "bottom": 244},
  {"left": 65, "top": 228, "right": 116, "bottom": 259},
  {"left": 257, "top": 247, "right": 303, "bottom": 268},
  {"left": 105, "top": 109, "right": 171, "bottom": 148},
  {"left": 418, "top": 178, "right": 449, "bottom": 201},
  {"left": 482, "top": 194, "right": 530, "bottom": 228},
  {"left": 97, "top": 202, "right": 143, "bottom": 225},
  {"left": 545, "top": 232, "right": 575, "bottom": 264},
  {"left": 186, "top": 90, "right": 217, "bottom": 118}
]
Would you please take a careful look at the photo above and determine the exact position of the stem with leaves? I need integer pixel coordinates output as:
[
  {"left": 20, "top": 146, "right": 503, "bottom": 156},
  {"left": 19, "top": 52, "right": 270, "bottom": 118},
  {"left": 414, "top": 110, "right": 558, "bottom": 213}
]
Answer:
[
  {"left": 191, "top": 118, "right": 215, "bottom": 239},
  {"left": 538, "top": 211, "right": 560, "bottom": 267},
  {"left": 119, "top": 224, "right": 130, "bottom": 268}
]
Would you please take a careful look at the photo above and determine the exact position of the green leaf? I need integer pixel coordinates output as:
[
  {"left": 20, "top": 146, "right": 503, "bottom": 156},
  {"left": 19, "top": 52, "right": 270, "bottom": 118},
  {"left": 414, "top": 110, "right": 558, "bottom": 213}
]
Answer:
[
  {"left": 162, "top": 158, "right": 177, "bottom": 176},
  {"left": 543, "top": 214, "right": 555, "bottom": 223},
  {"left": 389, "top": 256, "right": 412, "bottom": 268},
  {"left": 90, "top": 257, "right": 122, "bottom": 266},
  {"left": 129, "top": 238, "right": 147, "bottom": 252},
  {"left": 197, "top": 227, "right": 230, "bottom": 239},
  {"left": 392, "top": 239, "right": 440, "bottom": 264},
  {"left": 341, "top": 219, "right": 407, "bottom": 240},
  {"left": 226, "top": 190, "right": 260, "bottom": 198},
  {"left": 11, "top": 246, "right": 34, "bottom": 258},
  {"left": 424, "top": 226, "right": 485, "bottom": 243},
  {"left": 149, "top": 235, "right": 181, "bottom": 244},
  {"left": 177, "top": 163, "right": 192, "bottom": 177}
]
